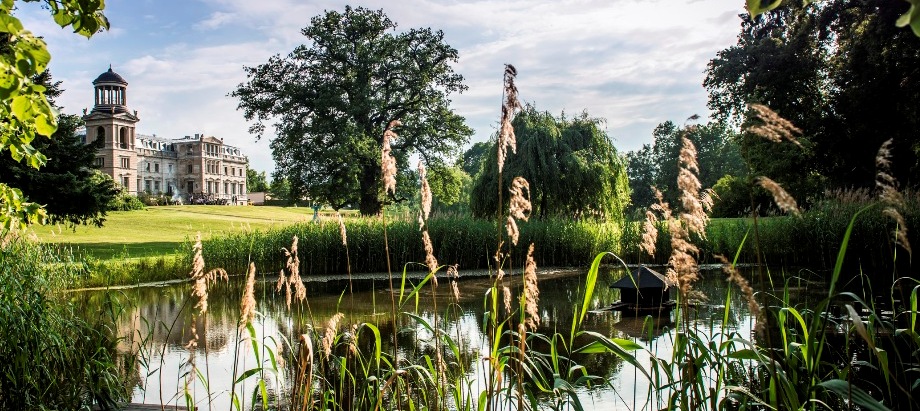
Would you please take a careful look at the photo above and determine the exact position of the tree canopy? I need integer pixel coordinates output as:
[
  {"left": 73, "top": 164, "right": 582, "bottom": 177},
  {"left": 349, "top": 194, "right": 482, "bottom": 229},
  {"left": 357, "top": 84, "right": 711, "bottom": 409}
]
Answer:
[
  {"left": 626, "top": 121, "right": 745, "bottom": 215},
  {"left": 0, "top": 112, "right": 119, "bottom": 227},
  {"left": 470, "top": 106, "right": 630, "bottom": 220},
  {"left": 247, "top": 169, "right": 269, "bottom": 193},
  {"left": 0, "top": 1, "right": 108, "bottom": 231},
  {"left": 706, "top": 0, "right": 920, "bottom": 198},
  {"left": 233, "top": 6, "right": 472, "bottom": 215}
]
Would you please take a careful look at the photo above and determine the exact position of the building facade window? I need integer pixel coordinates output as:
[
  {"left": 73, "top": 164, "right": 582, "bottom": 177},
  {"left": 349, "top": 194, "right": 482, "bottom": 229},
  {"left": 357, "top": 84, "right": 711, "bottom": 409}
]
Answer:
[
  {"left": 145, "top": 180, "right": 151, "bottom": 193},
  {"left": 120, "top": 157, "right": 130, "bottom": 169},
  {"left": 122, "top": 176, "right": 129, "bottom": 187},
  {"left": 187, "top": 164, "right": 193, "bottom": 173},
  {"left": 154, "top": 163, "right": 159, "bottom": 173},
  {"left": 95, "top": 157, "right": 104, "bottom": 167},
  {"left": 145, "top": 162, "right": 150, "bottom": 171},
  {"left": 154, "top": 181, "right": 160, "bottom": 193}
]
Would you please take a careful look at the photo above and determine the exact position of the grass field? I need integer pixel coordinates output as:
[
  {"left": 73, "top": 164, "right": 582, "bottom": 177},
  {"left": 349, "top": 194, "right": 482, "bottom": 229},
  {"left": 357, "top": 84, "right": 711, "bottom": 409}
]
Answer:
[{"left": 33, "top": 206, "right": 324, "bottom": 259}]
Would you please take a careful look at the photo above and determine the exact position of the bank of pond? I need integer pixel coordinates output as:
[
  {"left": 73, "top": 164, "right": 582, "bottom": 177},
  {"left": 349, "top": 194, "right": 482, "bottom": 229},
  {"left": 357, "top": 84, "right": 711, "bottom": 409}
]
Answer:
[{"left": 68, "top": 201, "right": 917, "bottom": 289}]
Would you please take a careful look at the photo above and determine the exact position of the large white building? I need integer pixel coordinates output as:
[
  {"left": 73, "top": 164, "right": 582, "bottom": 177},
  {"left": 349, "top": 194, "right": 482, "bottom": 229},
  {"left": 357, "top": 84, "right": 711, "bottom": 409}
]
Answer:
[{"left": 81, "top": 67, "right": 249, "bottom": 205}]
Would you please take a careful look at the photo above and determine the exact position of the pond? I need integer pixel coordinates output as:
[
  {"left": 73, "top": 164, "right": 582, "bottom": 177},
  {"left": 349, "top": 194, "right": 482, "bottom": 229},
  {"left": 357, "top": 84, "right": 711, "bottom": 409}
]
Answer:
[{"left": 74, "top": 265, "right": 761, "bottom": 410}]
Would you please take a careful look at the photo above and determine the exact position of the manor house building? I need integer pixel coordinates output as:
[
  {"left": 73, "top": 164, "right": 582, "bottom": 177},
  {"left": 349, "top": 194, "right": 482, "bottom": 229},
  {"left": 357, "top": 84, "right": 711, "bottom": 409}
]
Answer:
[{"left": 81, "top": 67, "right": 249, "bottom": 205}]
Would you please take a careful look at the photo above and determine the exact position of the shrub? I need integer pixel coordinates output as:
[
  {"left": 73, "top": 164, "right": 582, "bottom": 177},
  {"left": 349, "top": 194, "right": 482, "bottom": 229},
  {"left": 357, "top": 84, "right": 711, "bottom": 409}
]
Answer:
[{"left": 0, "top": 234, "right": 128, "bottom": 409}]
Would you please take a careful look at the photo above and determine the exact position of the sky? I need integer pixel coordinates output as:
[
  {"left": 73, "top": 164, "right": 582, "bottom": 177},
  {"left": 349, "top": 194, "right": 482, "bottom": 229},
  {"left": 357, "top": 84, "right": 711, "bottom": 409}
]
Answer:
[{"left": 19, "top": 0, "right": 747, "bottom": 175}]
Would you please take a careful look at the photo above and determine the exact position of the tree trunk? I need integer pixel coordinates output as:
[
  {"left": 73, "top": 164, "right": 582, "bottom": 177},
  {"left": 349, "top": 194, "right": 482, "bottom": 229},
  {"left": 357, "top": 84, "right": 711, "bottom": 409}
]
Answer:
[{"left": 358, "top": 163, "right": 382, "bottom": 216}]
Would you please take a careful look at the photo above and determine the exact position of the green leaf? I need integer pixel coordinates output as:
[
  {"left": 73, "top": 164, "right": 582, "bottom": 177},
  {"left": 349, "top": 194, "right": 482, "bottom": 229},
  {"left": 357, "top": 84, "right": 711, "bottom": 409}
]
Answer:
[
  {"left": 11, "top": 95, "right": 33, "bottom": 121},
  {"left": 234, "top": 367, "right": 262, "bottom": 384},
  {"left": 817, "top": 379, "right": 891, "bottom": 411},
  {"left": 746, "top": 0, "right": 784, "bottom": 17}
]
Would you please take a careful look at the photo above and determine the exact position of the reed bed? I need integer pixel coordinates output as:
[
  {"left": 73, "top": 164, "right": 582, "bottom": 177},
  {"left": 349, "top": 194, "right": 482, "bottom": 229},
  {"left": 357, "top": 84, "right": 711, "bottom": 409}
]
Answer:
[{"left": 200, "top": 216, "right": 623, "bottom": 277}]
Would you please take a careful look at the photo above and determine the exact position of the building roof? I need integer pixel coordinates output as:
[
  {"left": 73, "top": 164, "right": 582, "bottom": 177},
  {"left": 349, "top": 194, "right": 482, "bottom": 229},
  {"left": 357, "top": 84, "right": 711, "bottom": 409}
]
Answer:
[
  {"left": 93, "top": 67, "right": 128, "bottom": 85},
  {"left": 610, "top": 266, "right": 674, "bottom": 289}
]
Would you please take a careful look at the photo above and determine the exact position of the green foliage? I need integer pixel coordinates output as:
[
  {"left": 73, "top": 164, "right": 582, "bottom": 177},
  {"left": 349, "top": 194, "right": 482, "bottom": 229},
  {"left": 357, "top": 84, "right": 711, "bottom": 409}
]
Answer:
[
  {"left": 0, "top": 112, "right": 120, "bottom": 227},
  {"left": 471, "top": 106, "right": 630, "bottom": 220},
  {"left": 201, "top": 215, "right": 623, "bottom": 276},
  {"left": 0, "top": 234, "right": 128, "bottom": 409},
  {"left": 427, "top": 163, "right": 469, "bottom": 207},
  {"left": 102, "top": 173, "right": 145, "bottom": 211},
  {"left": 0, "top": 1, "right": 108, "bottom": 231},
  {"left": 246, "top": 168, "right": 269, "bottom": 192},
  {"left": 626, "top": 121, "right": 745, "bottom": 214},
  {"left": 233, "top": 6, "right": 472, "bottom": 215},
  {"left": 711, "top": 1, "right": 920, "bottom": 195}
]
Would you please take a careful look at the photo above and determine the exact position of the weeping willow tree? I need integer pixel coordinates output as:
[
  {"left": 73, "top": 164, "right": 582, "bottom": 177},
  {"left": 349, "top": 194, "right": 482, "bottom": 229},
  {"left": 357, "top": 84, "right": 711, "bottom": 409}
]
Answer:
[{"left": 470, "top": 106, "right": 630, "bottom": 220}]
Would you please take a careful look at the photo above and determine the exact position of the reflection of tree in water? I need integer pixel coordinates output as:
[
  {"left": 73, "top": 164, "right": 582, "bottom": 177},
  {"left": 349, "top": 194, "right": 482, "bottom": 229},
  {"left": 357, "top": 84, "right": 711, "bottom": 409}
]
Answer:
[{"left": 70, "top": 266, "right": 753, "bottom": 408}]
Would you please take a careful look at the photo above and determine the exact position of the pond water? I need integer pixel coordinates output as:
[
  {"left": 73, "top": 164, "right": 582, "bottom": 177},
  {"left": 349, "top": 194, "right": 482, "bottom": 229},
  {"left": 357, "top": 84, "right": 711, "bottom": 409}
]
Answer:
[{"left": 74, "top": 266, "right": 759, "bottom": 410}]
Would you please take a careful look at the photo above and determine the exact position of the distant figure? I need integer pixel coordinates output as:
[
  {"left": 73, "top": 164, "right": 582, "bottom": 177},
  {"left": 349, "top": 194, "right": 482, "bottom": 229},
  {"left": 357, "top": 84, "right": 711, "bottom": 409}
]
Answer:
[{"left": 312, "top": 204, "right": 320, "bottom": 223}]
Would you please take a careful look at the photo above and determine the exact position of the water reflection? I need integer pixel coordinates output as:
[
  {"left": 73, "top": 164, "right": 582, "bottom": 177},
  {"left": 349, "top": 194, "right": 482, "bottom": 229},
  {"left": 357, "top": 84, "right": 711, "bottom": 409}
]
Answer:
[{"left": 72, "top": 266, "right": 757, "bottom": 410}]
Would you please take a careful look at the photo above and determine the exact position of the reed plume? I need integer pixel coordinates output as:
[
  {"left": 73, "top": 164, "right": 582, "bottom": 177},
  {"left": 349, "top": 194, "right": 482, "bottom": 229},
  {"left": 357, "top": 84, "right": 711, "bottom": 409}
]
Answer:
[
  {"left": 756, "top": 177, "right": 801, "bottom": 217},
  {"left": 748, "top": 104, "right": 802, "bottom": 147},
  {"left": 381, "top": 120, "right": 401, "bottom": 196},
  {"left": 422, "top": 230, "right": 439, "bottom": 279},
  {"left": 506, "top": 177, "right": 531, "bottom": 245},
  {"left": 876, "top": 139, "right": 911, "bottom": 256},
  {"left": 522, "top": 243, "right": 540, "bottom": 331},
  {"left": 239, "top": 262, "right": 257, "bottom": 331},
  {"left": 714, "top": 254, "right": 760, "bottom": 320},
  {"left": 419, "top": 161, "right": 432, "bottom": 222},
  {"left": 282, "top": 236, "right": 306, "bottom": 308},
  {"left": 678, "top": 136, "right": 707, "bottom": 237},
  {"left": 337, "top": 212, "right": 347, "bottom": 246},
  {"left": 503, "top": 286, "right": 512, "bottom": 315},
  {"left": 448, "top": 264, "right": 460, "bottom": 302},
  {"left": 295, "top": 333, "right": 314, "bottom": 409},
  {"left": 498, "top": 64, "right": 521, "bottom": 173},
  {"left": 189, "top": 233, "right": 228, "bottom": 314},
  {"left": 322, "top": 312, "right": 344, "bottom": 359},
  {"left": 639, "top": 209, "right": 658, "bottom": 258}
]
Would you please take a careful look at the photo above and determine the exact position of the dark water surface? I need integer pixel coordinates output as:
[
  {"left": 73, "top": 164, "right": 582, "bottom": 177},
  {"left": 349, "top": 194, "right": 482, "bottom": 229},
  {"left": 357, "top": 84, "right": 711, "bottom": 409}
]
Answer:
[{"left": 74, "top": 266, "right": 759, "bottom": 410}]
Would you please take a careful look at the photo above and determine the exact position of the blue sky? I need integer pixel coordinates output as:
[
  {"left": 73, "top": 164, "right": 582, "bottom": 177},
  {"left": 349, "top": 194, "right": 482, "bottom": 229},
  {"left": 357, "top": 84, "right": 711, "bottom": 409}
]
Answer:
[{"left": 19, "top": 0, "right": 746, "bottom": 174}]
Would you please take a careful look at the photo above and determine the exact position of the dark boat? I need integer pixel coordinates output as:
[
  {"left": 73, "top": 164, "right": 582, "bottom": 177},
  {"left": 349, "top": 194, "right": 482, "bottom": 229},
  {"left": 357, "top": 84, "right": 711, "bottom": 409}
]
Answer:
[{"left": 607, "top": 265, "right": 676, "bottom": 315}]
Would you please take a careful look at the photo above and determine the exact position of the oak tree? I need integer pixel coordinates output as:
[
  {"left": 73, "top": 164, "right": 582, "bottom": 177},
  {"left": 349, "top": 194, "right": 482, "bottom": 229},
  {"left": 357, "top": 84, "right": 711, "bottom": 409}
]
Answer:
[{"left": 233, "top": 6, "right": 472, "bottom": 215}]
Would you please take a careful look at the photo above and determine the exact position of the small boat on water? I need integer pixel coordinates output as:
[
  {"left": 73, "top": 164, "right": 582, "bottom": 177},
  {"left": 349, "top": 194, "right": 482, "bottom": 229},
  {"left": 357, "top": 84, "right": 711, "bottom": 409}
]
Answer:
[{"left": 607, "top": 265, "right": 677, "bottom": 315}]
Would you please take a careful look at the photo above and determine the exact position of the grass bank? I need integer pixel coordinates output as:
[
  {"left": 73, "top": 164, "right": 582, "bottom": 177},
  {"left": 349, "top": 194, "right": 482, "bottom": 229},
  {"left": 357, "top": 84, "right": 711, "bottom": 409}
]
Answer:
[{"left": 33, "top": 205, "right": 325, "bottom": 259}]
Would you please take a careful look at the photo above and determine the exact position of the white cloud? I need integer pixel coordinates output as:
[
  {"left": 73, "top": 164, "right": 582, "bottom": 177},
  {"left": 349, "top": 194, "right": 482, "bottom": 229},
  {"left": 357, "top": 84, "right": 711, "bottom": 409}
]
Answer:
[
  {"left": 195, "top": 11, "right": 236, "bottom": 31},
  {"left": 41, "top": 0, "right": 747, "bottom": 173}
]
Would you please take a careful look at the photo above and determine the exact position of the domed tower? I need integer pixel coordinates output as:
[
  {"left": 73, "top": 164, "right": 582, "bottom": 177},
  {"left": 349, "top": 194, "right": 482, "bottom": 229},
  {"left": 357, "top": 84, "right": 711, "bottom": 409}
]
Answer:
[{"left": 83, "top": 66, "right": 140, "bottom": 194}]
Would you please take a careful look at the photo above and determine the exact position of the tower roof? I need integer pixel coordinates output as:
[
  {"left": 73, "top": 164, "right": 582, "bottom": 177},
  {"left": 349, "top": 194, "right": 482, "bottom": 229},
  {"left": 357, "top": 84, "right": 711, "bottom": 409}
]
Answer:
[
  {"left": 610, "top": 266, "right": 674, "bottom": 290},
  {"left": 93, "top": 66, "right": 127, "bottom": 85}
]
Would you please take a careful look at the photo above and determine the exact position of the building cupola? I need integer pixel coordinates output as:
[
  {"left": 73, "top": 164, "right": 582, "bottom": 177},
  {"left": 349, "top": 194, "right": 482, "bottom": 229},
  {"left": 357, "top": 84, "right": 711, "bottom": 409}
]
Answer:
[{"left": 92, "top": 65, "right": 129, "bottom": 113}]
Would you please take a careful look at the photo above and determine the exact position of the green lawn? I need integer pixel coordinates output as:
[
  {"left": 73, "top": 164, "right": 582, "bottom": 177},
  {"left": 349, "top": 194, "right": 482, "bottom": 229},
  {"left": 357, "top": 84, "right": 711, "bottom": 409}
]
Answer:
[{"left": 34, "top": 205, "right": 323, "bottom": 259}]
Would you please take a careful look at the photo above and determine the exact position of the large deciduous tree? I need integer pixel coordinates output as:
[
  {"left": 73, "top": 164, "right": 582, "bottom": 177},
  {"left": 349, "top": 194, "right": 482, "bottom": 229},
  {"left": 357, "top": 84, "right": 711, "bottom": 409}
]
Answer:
[
  {"left": 706, "top": 0, "right": 920, "bottom": 196},
  {"left": 471, "top": 106, "right": 630, "bottom": 220},
  {"left": 233, "top": 7, "right": 472, "bottom": 215}
]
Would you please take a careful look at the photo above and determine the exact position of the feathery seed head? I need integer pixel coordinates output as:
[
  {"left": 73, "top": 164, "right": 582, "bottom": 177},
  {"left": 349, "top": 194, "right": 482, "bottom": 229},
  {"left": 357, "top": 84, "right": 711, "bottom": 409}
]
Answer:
[
  {"left": 239, "top": 262, "right": 257, "bottom": 331},
  {"left": 381, "top": 120, "right": 401, "bottom": 196},
  {"left": 498, "top": 64, "right": 521, "bottom": 173},
  {"left": 322, "top": 312, "right": 344, "bottom": 359},
  {"left": 756, "top": 177, "right": 801, "bottom": 217},
  {"left": 748, "top": 104, "right": 802, "bottom": 147},
  {"left": 418, "top": 161, "right": 432, "bottom": 222},
  {"left": 523, "top": 243, "right": 540, "bottom": 331},
  {"left": 422, "top": 230, "right": 439, "bottom": 278},
  {"left": 337, "top": 212, "right": 347, "bottom": 246},
  {"left": 640, "top": 210, "right": 658, "bottom": 258}
]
